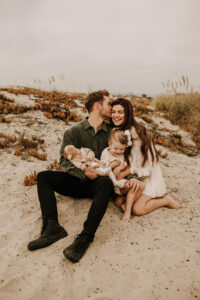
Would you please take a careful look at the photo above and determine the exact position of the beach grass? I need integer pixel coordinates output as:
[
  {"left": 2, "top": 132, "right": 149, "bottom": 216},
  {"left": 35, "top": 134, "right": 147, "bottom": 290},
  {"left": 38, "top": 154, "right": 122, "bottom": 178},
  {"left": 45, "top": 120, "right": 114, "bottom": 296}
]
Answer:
[{"left": 154, "top": 76, "right": 200, "bottom": 149}]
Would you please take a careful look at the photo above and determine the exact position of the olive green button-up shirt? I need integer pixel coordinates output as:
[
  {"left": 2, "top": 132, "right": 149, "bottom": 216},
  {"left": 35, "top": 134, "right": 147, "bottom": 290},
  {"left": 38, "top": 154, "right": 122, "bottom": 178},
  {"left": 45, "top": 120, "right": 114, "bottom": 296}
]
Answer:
[{"left": 60, "top": 118, "right": 112, "bottom": 180}]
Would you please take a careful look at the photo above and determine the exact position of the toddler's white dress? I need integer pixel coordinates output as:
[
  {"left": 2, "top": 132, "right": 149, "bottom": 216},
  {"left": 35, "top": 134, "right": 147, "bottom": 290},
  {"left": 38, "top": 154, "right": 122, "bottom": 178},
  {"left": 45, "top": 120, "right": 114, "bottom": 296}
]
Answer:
[
  {"left": 129, "top": 138, "right": 166, "bottom": 198},
  {"left": 100, "top": 147, "right": 127, "bottom": 167},
  {"left": 100, "top": 147, "right": 127, "bottom": 194}
]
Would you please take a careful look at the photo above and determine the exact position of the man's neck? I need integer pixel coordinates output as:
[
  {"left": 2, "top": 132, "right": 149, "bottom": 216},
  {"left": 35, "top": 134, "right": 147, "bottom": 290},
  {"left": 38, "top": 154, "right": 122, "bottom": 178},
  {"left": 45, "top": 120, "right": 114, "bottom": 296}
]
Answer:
[{"left": 88, "top": 113, "right": 104, "bottom": 133}]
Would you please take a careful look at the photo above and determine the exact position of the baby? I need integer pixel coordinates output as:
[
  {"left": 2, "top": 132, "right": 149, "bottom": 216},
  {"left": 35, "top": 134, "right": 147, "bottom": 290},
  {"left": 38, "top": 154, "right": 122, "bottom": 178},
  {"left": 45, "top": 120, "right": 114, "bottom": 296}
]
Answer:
[{"left": 64, "top": 129, "right": 129, "bottom": 192}]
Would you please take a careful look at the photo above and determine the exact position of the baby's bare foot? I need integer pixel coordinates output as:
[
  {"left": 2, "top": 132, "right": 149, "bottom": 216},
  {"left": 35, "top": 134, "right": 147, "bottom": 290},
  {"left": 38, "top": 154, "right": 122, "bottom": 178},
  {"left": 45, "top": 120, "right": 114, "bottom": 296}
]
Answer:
[{"left": 165, "top": 195, "right": 182, "bottom": 209}]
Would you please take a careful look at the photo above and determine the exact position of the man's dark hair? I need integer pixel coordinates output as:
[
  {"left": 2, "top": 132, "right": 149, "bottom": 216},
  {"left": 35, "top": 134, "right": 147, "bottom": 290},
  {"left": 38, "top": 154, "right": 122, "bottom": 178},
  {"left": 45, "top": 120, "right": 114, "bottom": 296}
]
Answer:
[{"left": 85, "top": 89, "right": 109, "bottom": 112}]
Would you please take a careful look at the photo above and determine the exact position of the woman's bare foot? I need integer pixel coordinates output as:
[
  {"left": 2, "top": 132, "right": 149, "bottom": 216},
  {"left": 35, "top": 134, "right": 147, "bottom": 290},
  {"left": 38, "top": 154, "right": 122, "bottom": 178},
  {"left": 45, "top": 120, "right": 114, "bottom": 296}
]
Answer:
[
  {"left": 122, "top": 213, "right": 131, "bottom": 220},
  {"left": 165, "top": 195, "right": 182, "bottom": 209}
]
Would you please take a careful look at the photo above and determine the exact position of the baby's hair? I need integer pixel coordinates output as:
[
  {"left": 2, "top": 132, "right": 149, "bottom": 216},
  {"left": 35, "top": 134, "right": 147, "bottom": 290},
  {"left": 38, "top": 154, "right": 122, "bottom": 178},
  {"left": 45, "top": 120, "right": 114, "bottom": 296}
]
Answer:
[
  {"left": 64, "top": 145, "right": 76, "bottom": 159},
  {"left": 109, "top": 128, "right": 128, "bottom": 146}
]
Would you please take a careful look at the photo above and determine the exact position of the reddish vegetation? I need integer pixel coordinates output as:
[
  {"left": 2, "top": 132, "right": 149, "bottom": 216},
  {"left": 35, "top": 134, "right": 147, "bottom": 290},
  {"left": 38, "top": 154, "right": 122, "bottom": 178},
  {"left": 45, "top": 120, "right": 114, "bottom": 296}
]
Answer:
[
  {"left": 27, "top": 149, "right": 47, "bottom": 161},
  {"left": 0, "top": 87, "right": 84, "bottom": 123},
  {"left": 47, "top": 159, "right": 62, "bottom": 171},
  {"left": 24, "top": 171, "right": 37, "bottom": 186},
  {"left": 0, "top": 132, "right": 17, "bottom": 148}
]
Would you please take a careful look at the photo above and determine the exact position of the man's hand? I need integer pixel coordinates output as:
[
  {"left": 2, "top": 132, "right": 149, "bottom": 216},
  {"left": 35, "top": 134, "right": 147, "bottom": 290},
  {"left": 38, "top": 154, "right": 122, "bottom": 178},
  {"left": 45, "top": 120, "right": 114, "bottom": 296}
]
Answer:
[
  {"left": 84, "top": 165, "right": 104, "bottom": 180},
  {"left": 124, "top": 178, "right": 145, "bottom": 193}
]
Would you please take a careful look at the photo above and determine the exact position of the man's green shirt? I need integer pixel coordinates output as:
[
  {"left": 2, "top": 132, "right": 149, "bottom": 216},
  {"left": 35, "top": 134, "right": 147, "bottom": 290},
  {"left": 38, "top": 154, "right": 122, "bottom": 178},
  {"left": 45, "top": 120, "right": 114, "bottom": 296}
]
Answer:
[{"left": 60, "top": 118, "right": 112, "bottom": 180}]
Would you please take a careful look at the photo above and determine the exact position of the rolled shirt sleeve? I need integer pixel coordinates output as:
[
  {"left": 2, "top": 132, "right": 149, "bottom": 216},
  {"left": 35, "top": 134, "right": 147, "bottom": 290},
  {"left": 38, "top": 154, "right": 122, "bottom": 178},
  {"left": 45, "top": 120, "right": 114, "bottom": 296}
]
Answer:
[{"left": 60, "top": 127, "right": 87, "bottom": 180}]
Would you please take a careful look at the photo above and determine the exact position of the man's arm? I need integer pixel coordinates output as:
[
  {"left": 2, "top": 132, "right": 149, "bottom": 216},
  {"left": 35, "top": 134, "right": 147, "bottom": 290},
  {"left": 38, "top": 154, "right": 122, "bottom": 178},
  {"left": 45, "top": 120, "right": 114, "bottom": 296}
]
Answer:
[{"left": 60, "top": 128, "right": 87, "bottom": 180}]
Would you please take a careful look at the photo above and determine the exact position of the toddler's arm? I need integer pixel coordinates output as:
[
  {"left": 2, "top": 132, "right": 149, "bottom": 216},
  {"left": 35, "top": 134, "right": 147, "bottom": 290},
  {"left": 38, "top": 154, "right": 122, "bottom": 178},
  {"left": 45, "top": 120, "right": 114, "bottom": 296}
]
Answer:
[{"left": 113, "top": 165, "right": 129, "bottom": 180}]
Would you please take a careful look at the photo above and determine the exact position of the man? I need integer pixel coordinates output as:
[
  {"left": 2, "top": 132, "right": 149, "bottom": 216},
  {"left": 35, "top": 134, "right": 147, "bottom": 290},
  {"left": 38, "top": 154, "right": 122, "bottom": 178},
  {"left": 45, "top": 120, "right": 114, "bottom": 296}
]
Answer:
[{"left": 27, "top": 90, "right": 143, "bottom": 263}]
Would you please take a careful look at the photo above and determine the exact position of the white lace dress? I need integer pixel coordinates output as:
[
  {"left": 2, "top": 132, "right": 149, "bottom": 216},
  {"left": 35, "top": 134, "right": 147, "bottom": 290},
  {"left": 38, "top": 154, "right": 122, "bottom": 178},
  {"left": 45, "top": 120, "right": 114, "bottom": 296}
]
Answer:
[
  {"left": 129, "top": 138, "right": 166, "bottom": 198},
  {"left": 100, "top": 147, "right": 127, "bottom": 167}
]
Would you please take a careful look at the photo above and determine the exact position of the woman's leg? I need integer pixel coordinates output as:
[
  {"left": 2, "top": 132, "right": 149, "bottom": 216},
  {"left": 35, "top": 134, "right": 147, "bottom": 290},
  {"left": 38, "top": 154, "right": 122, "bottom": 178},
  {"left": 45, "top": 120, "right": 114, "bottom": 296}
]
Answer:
[{"left": 132, "top": 194, "right": 182, "bottom": 216}]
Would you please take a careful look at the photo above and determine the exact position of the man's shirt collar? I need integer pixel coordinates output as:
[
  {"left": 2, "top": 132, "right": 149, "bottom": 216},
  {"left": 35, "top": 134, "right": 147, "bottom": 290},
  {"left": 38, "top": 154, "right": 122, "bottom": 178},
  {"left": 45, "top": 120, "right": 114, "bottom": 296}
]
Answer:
[{"left": 82, "top": 118, "right": 110, "bottom": 132}]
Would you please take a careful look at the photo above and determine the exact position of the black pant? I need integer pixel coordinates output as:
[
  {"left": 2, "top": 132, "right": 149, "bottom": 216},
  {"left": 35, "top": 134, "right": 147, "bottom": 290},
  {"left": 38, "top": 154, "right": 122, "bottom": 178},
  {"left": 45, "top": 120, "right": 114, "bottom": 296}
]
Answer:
[{"left": 37, "top": 171, "right": 114, "bottom": 237}]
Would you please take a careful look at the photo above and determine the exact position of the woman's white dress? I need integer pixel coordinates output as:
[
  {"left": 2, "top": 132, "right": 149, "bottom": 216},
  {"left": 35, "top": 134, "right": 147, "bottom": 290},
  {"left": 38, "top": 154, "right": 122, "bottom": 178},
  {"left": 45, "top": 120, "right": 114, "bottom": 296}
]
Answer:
[{"left": 129, "top": 138, "right": 166, "bottom": 198}]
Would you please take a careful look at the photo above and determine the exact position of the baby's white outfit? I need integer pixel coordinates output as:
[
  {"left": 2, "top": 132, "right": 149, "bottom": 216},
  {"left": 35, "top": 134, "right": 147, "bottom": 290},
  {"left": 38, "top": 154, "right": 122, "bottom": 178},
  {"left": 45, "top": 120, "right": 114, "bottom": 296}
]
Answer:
[
  {"left": 69, "top": 147, "right": 126, "bottom": 191},
  {"left": 129, "top": 138, "right": 166, "bottom": 198},
  {"left": 70, "top": 148, "right": 96, "bottom": 170}
]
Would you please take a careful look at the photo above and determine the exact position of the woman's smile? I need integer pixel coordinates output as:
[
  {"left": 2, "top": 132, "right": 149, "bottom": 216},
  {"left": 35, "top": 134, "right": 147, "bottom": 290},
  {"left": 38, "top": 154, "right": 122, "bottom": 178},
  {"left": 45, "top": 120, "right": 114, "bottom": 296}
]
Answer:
[{"left": 111, "top": 104, "right": 125, "bottom": 126}]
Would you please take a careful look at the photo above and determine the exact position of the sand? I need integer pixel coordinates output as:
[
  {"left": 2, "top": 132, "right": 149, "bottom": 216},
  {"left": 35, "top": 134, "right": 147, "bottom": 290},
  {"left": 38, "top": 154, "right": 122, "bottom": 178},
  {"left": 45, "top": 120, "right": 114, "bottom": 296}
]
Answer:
[{"left": 0, "top": 92, "right": 200, "bottom": 300}]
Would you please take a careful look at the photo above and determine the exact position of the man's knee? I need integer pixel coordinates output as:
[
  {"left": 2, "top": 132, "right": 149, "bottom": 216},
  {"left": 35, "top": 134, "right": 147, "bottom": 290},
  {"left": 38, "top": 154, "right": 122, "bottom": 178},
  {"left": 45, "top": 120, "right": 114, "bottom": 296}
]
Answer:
[
  {"left": 96, "top": 176, "right": 113, "bottom": 188},
  {"left": 94, "top": 176, "right": 114, "bottom": 198},
  {"left": 37, "top": 170, "right": 51, "bottom": 183}
]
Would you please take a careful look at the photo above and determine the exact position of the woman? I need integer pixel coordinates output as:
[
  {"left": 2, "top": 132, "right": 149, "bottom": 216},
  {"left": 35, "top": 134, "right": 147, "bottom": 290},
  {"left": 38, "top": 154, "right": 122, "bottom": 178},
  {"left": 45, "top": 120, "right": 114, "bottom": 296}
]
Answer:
[{"left": 111, "top": 98, "right": 181, "bottom": 216}]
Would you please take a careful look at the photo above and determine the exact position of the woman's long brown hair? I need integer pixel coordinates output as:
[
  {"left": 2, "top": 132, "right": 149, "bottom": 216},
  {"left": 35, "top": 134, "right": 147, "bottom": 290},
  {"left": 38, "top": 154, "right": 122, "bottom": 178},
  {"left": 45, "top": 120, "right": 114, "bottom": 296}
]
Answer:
[{"left": 111, "top": 98, "right": 158, "bottom": 166}]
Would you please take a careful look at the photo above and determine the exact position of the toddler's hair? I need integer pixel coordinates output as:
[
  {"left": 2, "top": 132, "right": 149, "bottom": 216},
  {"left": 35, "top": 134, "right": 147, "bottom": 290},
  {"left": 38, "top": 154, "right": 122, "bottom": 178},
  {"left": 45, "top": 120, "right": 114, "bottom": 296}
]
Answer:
[{"left": 109, "top": 128, "right": 128, "bottom": 146}]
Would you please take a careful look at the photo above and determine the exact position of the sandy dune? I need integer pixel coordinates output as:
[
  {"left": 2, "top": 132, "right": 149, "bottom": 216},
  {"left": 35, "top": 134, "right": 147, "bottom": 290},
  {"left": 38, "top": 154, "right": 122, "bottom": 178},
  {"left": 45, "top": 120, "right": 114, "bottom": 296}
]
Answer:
[{"left": 0, "top": 92, "right": 200, "bottom": 300}]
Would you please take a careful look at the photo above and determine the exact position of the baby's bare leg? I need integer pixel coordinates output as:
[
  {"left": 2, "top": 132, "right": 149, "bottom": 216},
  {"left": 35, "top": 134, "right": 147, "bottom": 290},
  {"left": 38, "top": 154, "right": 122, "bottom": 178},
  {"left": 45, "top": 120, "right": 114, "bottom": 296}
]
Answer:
[
  {"left": 96, "top": 166, "right": 111, "bottom": 175},
  {"left": 107, "top": 170, "right": 127, "bottom": 188}
]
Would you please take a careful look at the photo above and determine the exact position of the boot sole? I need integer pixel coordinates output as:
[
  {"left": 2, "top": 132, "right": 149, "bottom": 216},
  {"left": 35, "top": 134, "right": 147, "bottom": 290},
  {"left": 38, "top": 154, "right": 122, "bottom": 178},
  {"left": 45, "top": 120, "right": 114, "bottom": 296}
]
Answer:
[
  {"left": 28, "top": 229, "right": 68, "bottom": 251},
  {"left": 63, "top": 249, "right": 79, "bottom": 263}
]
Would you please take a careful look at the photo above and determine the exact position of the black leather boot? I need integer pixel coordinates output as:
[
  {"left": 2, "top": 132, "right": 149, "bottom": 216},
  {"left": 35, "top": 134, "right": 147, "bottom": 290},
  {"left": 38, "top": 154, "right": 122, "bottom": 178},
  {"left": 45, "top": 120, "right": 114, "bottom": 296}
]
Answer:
[
  {"left": 63, "top": 233, "right": 93, "bottom": 263},
  {"left": 28, "top": 219, "right": 68, "bottom": 251}
]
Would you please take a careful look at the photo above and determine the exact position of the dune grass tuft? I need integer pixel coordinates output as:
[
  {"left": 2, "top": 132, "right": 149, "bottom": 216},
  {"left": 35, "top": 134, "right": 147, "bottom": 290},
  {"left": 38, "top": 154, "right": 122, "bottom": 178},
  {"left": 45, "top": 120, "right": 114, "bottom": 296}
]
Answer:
[{"left": 154, "top": 76, "right": 200, "bottom": 149}]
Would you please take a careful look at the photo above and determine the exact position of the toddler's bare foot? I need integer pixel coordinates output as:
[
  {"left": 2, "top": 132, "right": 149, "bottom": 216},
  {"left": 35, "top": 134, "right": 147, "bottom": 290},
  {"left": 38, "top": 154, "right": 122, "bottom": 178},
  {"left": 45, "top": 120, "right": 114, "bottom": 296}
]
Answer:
[{"left": 165, "top": 195, "right": 182, "bottom": 209}]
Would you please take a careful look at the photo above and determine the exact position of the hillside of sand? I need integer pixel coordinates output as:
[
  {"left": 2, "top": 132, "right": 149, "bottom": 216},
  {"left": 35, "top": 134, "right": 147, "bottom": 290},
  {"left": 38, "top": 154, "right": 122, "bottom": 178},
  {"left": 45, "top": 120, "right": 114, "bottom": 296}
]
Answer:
[{"left": 0, "top": 87, "right": 200, "bottom": 300}]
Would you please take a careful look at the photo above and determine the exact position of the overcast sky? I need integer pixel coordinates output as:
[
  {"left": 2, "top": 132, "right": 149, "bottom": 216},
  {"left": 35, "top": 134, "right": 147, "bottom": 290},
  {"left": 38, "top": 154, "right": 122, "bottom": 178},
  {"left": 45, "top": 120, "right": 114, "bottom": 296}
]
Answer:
[{"left": 0, "top": 0, "right": 199, "bottom": 96}]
